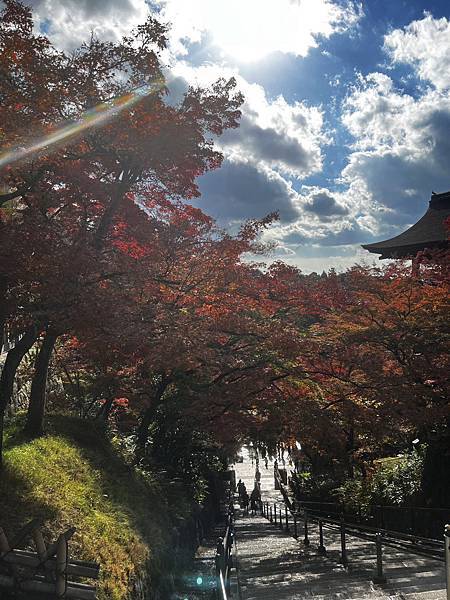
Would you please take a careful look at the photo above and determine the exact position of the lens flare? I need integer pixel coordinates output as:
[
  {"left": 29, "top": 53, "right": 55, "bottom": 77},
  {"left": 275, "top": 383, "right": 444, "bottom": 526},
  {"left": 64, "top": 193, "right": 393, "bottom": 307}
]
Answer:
[{"left": 0, "top": 78, "right": 165, "bottom": 170}]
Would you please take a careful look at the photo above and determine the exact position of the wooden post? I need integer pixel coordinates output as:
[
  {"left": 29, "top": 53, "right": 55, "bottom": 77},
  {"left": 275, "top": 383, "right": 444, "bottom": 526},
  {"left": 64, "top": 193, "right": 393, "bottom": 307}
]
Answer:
[
  {"left": 285, "top": 505, "right": 289, "bottom": 532},
  {"left": 372, "top": 533, "right": 387, "bottom": 584},
  {"left": 32, "top": 528, "right": 47, "bottom": 558},
  {"left": 303, "top": 510, "right": 310, "bottom": 546},
  {"left": 270, "top": 505, "right": 273, "bottom": 523},
  {"left": 33, "top": 527, "right": 54, "bottom": 581},
  {"left": 293, "top": 513, "right": 298, "bottom": 539},
  {"left": 56, "top": 534, "right": 67, "bottom": 598},
  {"left": 317, "top": 519, "right": 326, "bottom": 555},
  {"left": 340, "top": 516, "right": 348, "bottom": 568},
  {"left": 444, "top": 524, "right": 449, "bottom": 600},
  {"left": 274, "top": 504, "right": 277, "bottom": 525}
]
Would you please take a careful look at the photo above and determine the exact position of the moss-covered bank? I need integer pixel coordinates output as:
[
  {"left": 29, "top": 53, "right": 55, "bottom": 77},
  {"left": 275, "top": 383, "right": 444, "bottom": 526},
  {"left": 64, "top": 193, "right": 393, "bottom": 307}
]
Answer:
[{"left": 0, "top": 415, "right": 184, "bottom": 599}]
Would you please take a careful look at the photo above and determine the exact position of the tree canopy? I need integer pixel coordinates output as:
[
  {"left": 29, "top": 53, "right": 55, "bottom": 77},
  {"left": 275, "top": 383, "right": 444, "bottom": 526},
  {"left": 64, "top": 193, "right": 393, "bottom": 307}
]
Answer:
[{"left": 1, "top": 0, "right": 449, "bottom": 508}]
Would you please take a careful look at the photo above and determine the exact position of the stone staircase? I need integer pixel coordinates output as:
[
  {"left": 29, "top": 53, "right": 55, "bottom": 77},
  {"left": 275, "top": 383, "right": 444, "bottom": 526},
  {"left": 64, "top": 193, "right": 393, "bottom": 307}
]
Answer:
[{"left": 233, "top": 453, "right": 446, "bottom": 600}]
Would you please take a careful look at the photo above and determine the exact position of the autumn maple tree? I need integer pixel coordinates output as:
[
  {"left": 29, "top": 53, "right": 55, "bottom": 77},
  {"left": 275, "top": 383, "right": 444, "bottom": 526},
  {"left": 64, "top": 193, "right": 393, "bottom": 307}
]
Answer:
[
  {"left": 0, "top": 0, "right": 244, "bottom": 465},
  {"left": 1, "top": 1, "right": 448, "bottom": 517}
]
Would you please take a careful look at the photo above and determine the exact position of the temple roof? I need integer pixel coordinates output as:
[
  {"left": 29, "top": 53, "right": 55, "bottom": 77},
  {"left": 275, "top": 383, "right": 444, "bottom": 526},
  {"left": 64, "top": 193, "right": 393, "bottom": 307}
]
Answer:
[{"left": 362, "top": 191, "right": 450, "bottom": 259}]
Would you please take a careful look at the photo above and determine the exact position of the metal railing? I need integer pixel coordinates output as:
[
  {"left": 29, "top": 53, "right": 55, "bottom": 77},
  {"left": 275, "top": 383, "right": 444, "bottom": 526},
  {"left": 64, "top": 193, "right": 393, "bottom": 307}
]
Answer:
[
  {"left": 445, "top": 524, "right": 450, "bottom": 600},
  {"left": 293, "top": 498, "right": 450, "bottom": 540},
  {"left": 262, "top": 497, "right": 448, "bottom": 586},
  {"left": 215, "top": 508, "right": 234, "bottom": 600},
  {"left": 264, "top": 468, "right": 449, "bottom": 591}
]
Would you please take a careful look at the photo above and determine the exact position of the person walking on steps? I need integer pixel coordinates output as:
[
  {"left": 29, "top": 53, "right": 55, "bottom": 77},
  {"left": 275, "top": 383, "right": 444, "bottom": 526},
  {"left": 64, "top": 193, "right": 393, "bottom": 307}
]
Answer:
[
  {"left": 237, "top": 479, "right": 245, "bottom": 502},
  {"left": 250, "top": 485, "right": 261, "bottom": 515},
  {"left": 241, "top": 488, "right": 249, "bottom": 514}
]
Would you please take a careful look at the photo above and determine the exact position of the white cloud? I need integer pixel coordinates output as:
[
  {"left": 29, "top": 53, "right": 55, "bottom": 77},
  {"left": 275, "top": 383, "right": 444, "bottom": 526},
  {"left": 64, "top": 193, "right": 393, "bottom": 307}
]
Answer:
[
  {"left": 330, "top": 15, "right": 450, "bottom": 244},
  {"left": 29, "top": 0, "right": 149, "bottom": 51},
  {"left": 338, "top": 70, "right": 450, "bottom": 231},
  {"left": 173, "top": 63, "right": 328, "bottom": 178},
  {"left": 154, "top": 0, "right": 361, "bottom": 62},
  {"left": 385, "top": 14, "right": 450, "bottom": 91},
  {"left": 342, "top": 73, "right": 416, "bottom": 151}
]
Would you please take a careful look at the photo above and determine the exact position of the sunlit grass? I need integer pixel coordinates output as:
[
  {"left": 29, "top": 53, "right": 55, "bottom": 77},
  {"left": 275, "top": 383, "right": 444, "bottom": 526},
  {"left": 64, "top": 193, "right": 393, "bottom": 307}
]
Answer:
[{"left": 0, "top": 415, "right": 173, "bottom": 600}]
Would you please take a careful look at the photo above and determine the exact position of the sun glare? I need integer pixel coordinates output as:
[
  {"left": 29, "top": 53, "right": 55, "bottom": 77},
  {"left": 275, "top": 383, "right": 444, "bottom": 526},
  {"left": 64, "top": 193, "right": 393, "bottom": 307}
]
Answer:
[
  {"left": 164, "top": 0, "right": 345, "bottom": 63},
  {"left": 0, "top": 80, "right": 164, "bottom": 169}
]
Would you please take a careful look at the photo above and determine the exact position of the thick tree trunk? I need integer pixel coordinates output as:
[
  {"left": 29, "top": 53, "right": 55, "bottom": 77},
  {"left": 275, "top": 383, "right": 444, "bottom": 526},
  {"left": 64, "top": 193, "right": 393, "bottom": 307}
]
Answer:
[
  {"left": 94, "top": 178, "right": 129, "bottom": 250},
  {"left": 0, "top": 325, "right": 39, "bottom": 469},
  {"left": 0, "top": 276, "right": 8, "bottom": 354},
  {"left": 135, "top": 377, "right": 169, "bottom": 459},
  {"left": 25, "top": 329, "right": 58, "bottom": 437},
  {"left": 96, "top": 396, "right": 114, "bottom": 423},
  {"left": 136, "top": 405, "right": 155, "bottom": 453}
]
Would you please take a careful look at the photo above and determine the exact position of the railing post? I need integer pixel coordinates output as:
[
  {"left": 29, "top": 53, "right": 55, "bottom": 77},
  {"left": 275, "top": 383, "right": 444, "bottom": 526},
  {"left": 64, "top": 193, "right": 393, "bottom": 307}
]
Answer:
[
  {"left": 293, "top": 512, "right": 298, "bottom": 539},
  {"left": 285, "top": 506, "right": 289, "bottom": 532},
  {"left": 274, "top": 504, "right": 277, "bottom": 526},
  {"left": 376, "top": 505, "right": 385, "bottom": 530},
  {"left": 445, "top": 524, "right": 450, "bottom": 600},
  {"left": 303, "top": 509, "right": 310, "bottom": 546},
  {"left": 317, "top": 519, "right": 326, "bottom": 555},
  {"left": 55, "top": 534, "right": 67, "bottom": 598},
  {"left": 215, "top": 534, "right": 225, "bottom": 599},
  {"left": 372, "top": 532, "right": 387, "bottom": 584},
  {"left": 340, "top": 516, "right": 348, "bottom": 568},
  {"left": 270, "top": 506, "right": 273, "bottom": 523},
  {"left": 216, "top": 536, "right": 224, "bottom": 571}
]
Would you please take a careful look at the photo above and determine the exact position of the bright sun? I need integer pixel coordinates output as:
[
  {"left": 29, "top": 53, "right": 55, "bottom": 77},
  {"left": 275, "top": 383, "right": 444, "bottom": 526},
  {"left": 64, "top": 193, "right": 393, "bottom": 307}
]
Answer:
[{"left": 163, "top": 0, "right": 345, "bottom": 63}]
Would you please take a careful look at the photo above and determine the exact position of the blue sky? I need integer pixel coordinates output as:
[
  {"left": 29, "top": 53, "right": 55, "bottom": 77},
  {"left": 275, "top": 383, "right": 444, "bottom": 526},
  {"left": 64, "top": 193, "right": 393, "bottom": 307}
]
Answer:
[{"left": 27, "top": 0, "right": 450, "bottom": 271}]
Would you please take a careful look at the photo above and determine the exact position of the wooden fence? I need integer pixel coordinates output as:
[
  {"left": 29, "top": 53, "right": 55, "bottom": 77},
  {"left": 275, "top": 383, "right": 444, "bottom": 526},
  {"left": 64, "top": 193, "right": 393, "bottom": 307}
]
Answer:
[{"left": 0, "top": 519, "right": 99, "bottom": 599}]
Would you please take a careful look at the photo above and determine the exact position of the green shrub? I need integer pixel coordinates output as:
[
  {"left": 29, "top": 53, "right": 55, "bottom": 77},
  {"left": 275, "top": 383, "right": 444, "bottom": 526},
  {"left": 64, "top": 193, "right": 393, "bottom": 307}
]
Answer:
[
  {"left": 370, "top": 451, "right": 424, "bottom": 506},
  {"left": 334, "top": 451, "right": 424, "bottom": 510}
]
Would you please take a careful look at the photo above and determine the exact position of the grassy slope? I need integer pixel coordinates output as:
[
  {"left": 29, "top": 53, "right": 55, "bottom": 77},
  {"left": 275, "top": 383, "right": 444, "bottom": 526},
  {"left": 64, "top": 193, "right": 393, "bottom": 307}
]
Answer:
[{"left": 0, "top": 415, "right": 174, "bottom": 600}]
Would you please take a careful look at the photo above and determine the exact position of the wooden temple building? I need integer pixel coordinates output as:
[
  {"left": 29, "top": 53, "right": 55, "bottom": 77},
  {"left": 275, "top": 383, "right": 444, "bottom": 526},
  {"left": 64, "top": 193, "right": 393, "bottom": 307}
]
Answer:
[{"left": 362, "top": 190, "right": 450, "bottom": 259}]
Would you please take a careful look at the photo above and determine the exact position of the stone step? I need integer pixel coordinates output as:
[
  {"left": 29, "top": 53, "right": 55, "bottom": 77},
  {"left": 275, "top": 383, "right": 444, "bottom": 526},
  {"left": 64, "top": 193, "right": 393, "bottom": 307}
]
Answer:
[{"left": 232, "top": 453, "right": 446, "bottom": 600}]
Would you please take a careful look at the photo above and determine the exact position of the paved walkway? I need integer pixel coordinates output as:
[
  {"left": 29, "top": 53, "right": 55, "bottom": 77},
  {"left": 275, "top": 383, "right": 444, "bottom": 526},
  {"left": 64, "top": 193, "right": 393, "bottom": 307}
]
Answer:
[{"left": 233, "top": 451, "right": 446, "bottom": 600}]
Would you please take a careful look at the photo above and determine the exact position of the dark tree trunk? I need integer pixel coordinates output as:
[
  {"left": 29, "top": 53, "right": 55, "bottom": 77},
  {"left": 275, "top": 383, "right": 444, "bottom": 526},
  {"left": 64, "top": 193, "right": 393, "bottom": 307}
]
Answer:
[
  {"left": 96, "top": 396, "right": 114, "bottom": 423},
  {"left": 135, "top": 377, "right": 169, "bottom": 459},
  {"left": 136, "top": 405, "right": 155, "bottom": 453},
  {"left": 0, "top": 325, "right": 39, "bottom": 469},
  {"left": 0, "top": 276, "right": 8, "bottom": 354},
  {"left": 94, "top": 179, "right": 129, "bottom": 250},
  {"left": 25, "top": 329, "right": 58, "bottom": 437}
]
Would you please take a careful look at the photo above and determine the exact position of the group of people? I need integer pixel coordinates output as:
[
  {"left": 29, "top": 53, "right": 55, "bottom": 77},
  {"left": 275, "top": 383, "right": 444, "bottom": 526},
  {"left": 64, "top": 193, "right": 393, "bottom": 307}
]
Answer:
[{"left": 237, "top": 468, "right": 262, "bottom": 515}]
